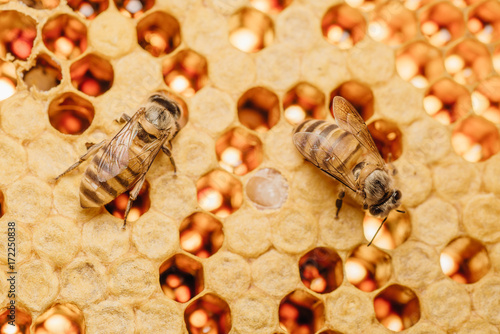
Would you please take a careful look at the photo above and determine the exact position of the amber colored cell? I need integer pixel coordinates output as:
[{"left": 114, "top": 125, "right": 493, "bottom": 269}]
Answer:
[
  {"left": 137, "top": 11, "right": 181, "bottom": 57},
  {"left": 299, "top": 247, "right": 343, "bottom": 294},
  {"left": 115, "top": 0, "right": 154, "bottom": 18},
  {"left": 330, "top": 81, "right": 374, "bottom": 121},
  {"left": 160, "top": 254, "right": 204, "bottom": 303},
  {"left": 19, "top": 0, "right": 60, "bottom": 9},
  {"left": 368, "top": 1, "right": 417, "bottom": 46},
  {"left": 196, "top": 170, "right": 243, "bottom": 218},
  {"left": 279, "top": 290, "right": 325, "bottom": 334},
  {"left": 468, "top": 0, "right": 500, "bottom": 44},
  {"left": 396, "top": 42, "right": 444, "bottom": 89},
  {"left": 237, "top": 87, "right": 280, "bottom": 132},
  {"left": 22, "top": 54, "right": 62, "bottom": 92},
  {"left": 48, "top": 92, "right": 95, "bottom": 135},
  {"left": 0, "top": 11, "right": 37, "bottom": 61},
  {"left": 363, "top": 209, "right": 410, "bottom": 250},
  {"left": 445, "top": 39, "right": 492, "bottom": 86},
  {"left": 423, "top": 78, "right": 471, "bottom": 125},
  {"left": 42, "top": 14, "right": 87, "bottom": 60},
  {"left": 374, "top": 284, "right": 420, "bottom": 332},
  {"left": 34, "top": 304, "right": 84, "bottom": 334},
  {"left": 452, "top": 116, "right": 500, "bottom": 162},
  {"left": 346, "top": 245, "right": 392, "bottom": 292},
  {"left": 67, "top": 0, "right": 109, "bottom": 20},
  {"left": 104, "top": 181, "right": 150, "bottom": 222},
  {"left": 472, "top": 76, "right": 500, "bottom": 124},
  {"left": 283, "top": 82, "right": 326, "bottom": 125},
  {"left": 419, "top": 2, "right": 465, "bottom": 47},
  {"left": 246, "top": 168, "right": 288, "bottom": 210},
  {"left": 70, "top": 54, "right": 114, "bottom": 97},
  {"left": 228, "top": 7, "right": 274, "bottom": 53},
  {"left": 0, "top": 60, "right": 17, "bottom": 102},
  {"left": 162, "top": 49, "right": 208, "bottom": 98},
  {"left": 250, "top": 0, "right": 292, "bottom": 14},
  {"left": 321, "top": 5, "right": 366, "bottom": 49},
  {"left": 367, "top": 120, "right": 403, "bottom": 162},
  {"left": 179, "top": 212, "right": 224, "bottom": 258},
  {"left": 0, "top": 308, "right": 32, "bottom": 334},
  {"left": 216, "top": 127, "right": 263, "bottom": 176},
  {"left": 185, "top": 294, "right": 231, "bottom": 334}
]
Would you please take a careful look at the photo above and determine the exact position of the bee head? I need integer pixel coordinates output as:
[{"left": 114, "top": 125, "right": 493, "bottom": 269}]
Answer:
[
  {"left": 145, "top": 93, "right": 181, "bottom": 130},
  {"left": 364, "top": 169, "right": 402, "bottom": 218}
]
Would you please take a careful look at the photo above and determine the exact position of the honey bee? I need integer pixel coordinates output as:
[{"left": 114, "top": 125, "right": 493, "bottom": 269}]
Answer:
[
  {"left": 55, "top": 92, "right": 181, "bottom": 228},
  {"left": 293, "top": 96, "right": 404, "bottom": 245}
]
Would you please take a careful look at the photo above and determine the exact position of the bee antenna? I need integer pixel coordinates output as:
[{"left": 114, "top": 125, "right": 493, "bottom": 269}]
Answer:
[
  {"left": 367, "top": 217, "right": 387, "bottom": 247},
  {"left": 396, "top": 209, "right": 405, "bottom": 213}
]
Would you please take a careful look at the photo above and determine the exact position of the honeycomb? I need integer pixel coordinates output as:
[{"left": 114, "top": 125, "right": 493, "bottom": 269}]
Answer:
[{"left": 0, "top": 0, "right": 500, "bottom": 333}]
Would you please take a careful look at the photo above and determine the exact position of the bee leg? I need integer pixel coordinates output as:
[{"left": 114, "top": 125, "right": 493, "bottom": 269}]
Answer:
[
  {"left": 122, "top": 175, "right": 146, "bottom": 229},
  {"left": 161, "top": 144, "right": 177, "bottom": 175},
  {"left": 55, "top": 140, "right": 107, "bottom": 181},
  {"left": 115, "top": 113, "right": 131, "bottom": 124},
  {"left": 335, "top": 190, "right": 345, "bottom": 219}
]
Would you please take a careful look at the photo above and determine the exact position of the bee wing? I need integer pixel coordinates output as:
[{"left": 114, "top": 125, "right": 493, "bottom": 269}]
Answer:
[
  {"left": 332, "top": 96, "right": 385, "bottom": 166},
  {"left": 293, "top": 131, "right": 358, "bottom": 192}
]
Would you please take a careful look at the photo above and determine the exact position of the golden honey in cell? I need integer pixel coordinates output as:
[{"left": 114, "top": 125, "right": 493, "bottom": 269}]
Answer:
[
  {"left": 293, "top": 96, "right": 403, "bottom": 245},
  {"left": 55, "top": 92, "right": 181, "bottom": 227}
]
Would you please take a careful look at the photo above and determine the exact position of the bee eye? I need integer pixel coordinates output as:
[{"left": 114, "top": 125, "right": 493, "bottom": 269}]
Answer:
[
  {"left": 370, "top": 207, "right": 382, "bottom": 216},
  {"left": 394, "top": 190, "right": 402, "bottom": 201}
]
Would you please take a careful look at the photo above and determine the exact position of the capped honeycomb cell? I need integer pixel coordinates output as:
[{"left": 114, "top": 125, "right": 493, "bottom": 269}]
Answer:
[
  {"left": 34, "top": 303, "right": 85, "bottom": 334},
  {"left": 137, "top": 11, "right": 181, "bottom": 57},
  {"left": 216, "top": 127, "right": 263, "bottom": 176},
  {"left": 185, "top": 294, "right": 231, "bottom": 334},
  {"left": 104, "top": 180, "right": 150, "bottom": 222},
  {"left": 472, "top": 76, "right": 500, "bottom": 124},
  {"left": 246, "top": 167, "right": 288, "bottom": 210},
  {"left": 22, "top": 54, "right": 62, "bottom": 92},
  {"left": 367, "top": 120, "right": 403, "bottom": 162},
  {"left": 250, "top": 0, "right": 292, "bottom": 14},
  {"left": 162, "top": 49, "right": 208, "bottom": 98},
  {"left": 0, "top": 60, "right": 16, "bottom": 101},
  {"left": 48, "top": 92, "right": 95, "bottom": 135},
  {"left": 0, "top": 307, "right": 31, "bottom": 334},
  {"left": 279, "top": 290, "right": 325, "bottom": 334},
  {"left": 115, "top": 0, "right": 154, "bottom": 18},
  {"left": 196, "top": 169, "right": 243, "bottom": 217},
  {"left": 67, "top": 0, "right": 109, "bottom": 20},
  {"left": 237, "top": 87, "right": 280, "bottom": 132},
  {"left": 419, "top": 2, "right": 465, "bottom": 47},
  {"left": 19, "top": 0, "right": 60, "bottom": 9},
  {"left": 468, "top": 0, "right": 500, "bottom": 44},
  {"left": 321, "top": 5, "right": 366, "bottom": 49},
  {"left": 374, "top": 284, "right": 420, "bottom": 332},
  {"left": 423, "top": 78, "right": 471, "bottom": 125},
  {"left": 452, "top": 115, "right": 500, "bottom": 162},
  {"left": 42, "top": 14, "right": 87, "bottom": 60},
  {"left": 228, "top": 7, "right": 274, "bottom": 53},
  {"left": 346, "top": 244, "right": 392, "bottom": 292},
  {"left": 0, "top": 11, "right": 37, "bottom": 61},
  {"left": 368, "top": 1, "right": 417, "bottom": 46},
  {"left": 330, "top": 81, "right": 374, "bottom": 121},
  {"left": 299, "top": 247, "right": 343, "bottom": 294},
  {"left": 283, "top": 82, "right": 326, "bottom": 125},
  {"left": 70, "top": 54, "right": 114, "bottom": 97},
  {"left": 440, "top": 236, "right": 491, "bottom": 284},
  {"left": 445, "top": 39, "right": 492, "bottom": 85},
  {"left": 179, "top": 212, "right": 224, "bottom": 258},
  {"left": 160, "top": 254, "right": 204, "bottom": 303},
  {"left": 363, "top": 209, "right": 410, "bottom": 249}
]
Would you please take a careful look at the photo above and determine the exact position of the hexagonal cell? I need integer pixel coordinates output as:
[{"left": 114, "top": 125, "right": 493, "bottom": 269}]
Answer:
[
  {"left": 156, "top": 89, "right": 189, "bottom": 128},
  {"left": 162, "top": 49, "right": 208, "bottom": 98},
  {"left": 468, "top": 0, "right": 500, "bottom": 44},
  {"left": 185, "top": 294, "right": 231, "bottom": 334},
  {"left": 42, "top": 14, "right": 87, "bottom": 60},
  {"left": 160, "top": 254, "right": 204, "bottom": 303},
  {"left": 22, "top": 54, "right": 62, "bottom": 92},
  {"left": 346, "top": 244, "right": 392, "bottom": 292},
  {"left": 423, "top": 78, "right": 471, "bottom": 125},
  {"left": 321, "top": 5, "right": 366, "bottom": 49},
  {"left": 0, "top": 190, "right": 5, "bottom": 218},
  {"left": 368, "top": 1, "right": 417, "bottom": 46},
  {"left": 34, "top": 303, "right": 85, "bottom": 334},
  {"left": 330, "top": 82, "right": 374, "bottom": 121},
  {"left": 104, "top": 180, "right": 150, "bottom": 222},
  {"left": 237, "top": 87, "right": 280, "bottom": 132},
  {"left": 283, "top": 82, "right": 326, "bottom": 126},
  {"left": 216, "top": 127, "right": 263, "bottom": 176},
  {"left": 367, "top": 120, "right": 403, "bottom": 162},
  {"left": 19, "top": 0, "right": 60, "bottom": 9},
  {"left": 250, "top": 0, "right": 292, "bottom": 14},
  {"left": 137, "top": 11, "right": 181, "bottom": 57},
  {"left": 440, "top": 237, "right": 491, "bottom": 284},
  {"left": 363, "top": 209, "right": 410, "bottom": 250},
  {"left": 229, "top": 7, "right": 274, "bottom": 53},
  {"left": 445, "top": 39, "right": 492, "bottom": 86},
  {"left": 419, "top": 2, "right": 465, "bottom": 47},
  {"left": 115, "top": 0, "right": 154, "bottom": 18},
  {"left": 48, "top": 92, "right": 95, "bottom": 135},
  {"left": 246, "top": 168, "right": 288, "bottom": 210},
  {"left": 299, "top": 247, "right": 343, "bottom": 294},
  {"left": 0, "top": 60, "right": 16, "bottom": 102},
  {"left": 279, "top": 290, "right": 325, "bottom": 333},
  {"left": 197, "top": 170, "right": 243, "bottom": 218},
  {"left": 374, "top": 284, "right": 420, "bottom": 332},
  {"left": 472, "top": 76, "right": 500, "bottom": 124},
  {"left": 452, "top": 116, "right": 500, "bottom": 162},
  {"left": 180, "top": 212, "right": 224, "bottom": 258},
  {"left": 70, "top": 54, "right": 114, "bottom": 97},
  {"left": 67, "top": 0, "right": 109, "bottom": 20},
  {"left": 0, "top": 11, "right": 37, "bottom": 61},
  {"left": 396, "top": 41, "right": 445, "bottom": 89},
  {"left": 0, "top": 307, "right": 31, "bottom": 334}
]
